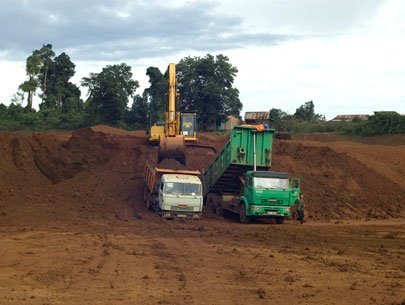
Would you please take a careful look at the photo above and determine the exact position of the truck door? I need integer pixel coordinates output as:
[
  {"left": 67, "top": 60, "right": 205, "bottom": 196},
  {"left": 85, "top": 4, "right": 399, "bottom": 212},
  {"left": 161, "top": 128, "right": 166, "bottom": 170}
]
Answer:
[
  {"left": 244, "top": 175, "right": 253, "bottom": 205},
  {"left": 158, "top": 182, "right": 164, "bottom": 208},
  {"left": 290, "top": 178, "right": 300, "bottom": 190}
]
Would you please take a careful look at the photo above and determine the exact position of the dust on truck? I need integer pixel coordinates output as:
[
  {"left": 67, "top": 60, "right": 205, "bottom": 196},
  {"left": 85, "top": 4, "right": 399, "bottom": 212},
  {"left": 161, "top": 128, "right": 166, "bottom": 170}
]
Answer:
[
  {"left": 202, "top": 125, "right": 300, "bottom": 224},
  {"left": 144, "top": 163, "right": 203, "bottom": 219}
]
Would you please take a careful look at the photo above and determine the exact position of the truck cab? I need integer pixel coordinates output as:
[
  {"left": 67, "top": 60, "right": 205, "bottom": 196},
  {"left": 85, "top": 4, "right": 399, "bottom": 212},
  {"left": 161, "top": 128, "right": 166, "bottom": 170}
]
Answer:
[
  {"left": 240, "top": 171, "right": 300, "bottom": 223},
  {"left": 157, "top": 174, "right": 203, "bottom": 219}
]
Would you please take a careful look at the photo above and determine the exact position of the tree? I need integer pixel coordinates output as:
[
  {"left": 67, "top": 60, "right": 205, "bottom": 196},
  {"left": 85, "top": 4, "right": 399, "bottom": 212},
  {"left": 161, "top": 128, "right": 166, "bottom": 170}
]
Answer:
[
  {"left": 144, "top": 66, "right": 166, "bottom": 125},
  {"left": 126, "top": 93, "right": 149, "bottom": 129},
  {"left": 40, "top": 51, "right": 81, "bottom": 111},
  {"left": 177, "top": 54, "right": 242, "bottom": 130},
  {"left": 294, "top": 100, "right": 325, "bottom": 122},
  {"left": 51, "top": 52, "right": 77, "bottom": 110},
  {"left": 82, "top": 63, "right": 139, "bottom": 125},
  {"left": 294, "top": 100, "right": 315, "bottom": 122},
  {"left": 34, "top": 44, "right": 56, "bottom": 104},
  {"left": 269, "top": 108, "right": 289, "bottom": 129},
  {"left": 19, "top": 44, "right": 83, "bottom": 115},
  {"left": 363, "top": 112, "right": 405, "bottom": 135},
  {"left": 19, "top": 52, "right": 42, "bottom": 110}
]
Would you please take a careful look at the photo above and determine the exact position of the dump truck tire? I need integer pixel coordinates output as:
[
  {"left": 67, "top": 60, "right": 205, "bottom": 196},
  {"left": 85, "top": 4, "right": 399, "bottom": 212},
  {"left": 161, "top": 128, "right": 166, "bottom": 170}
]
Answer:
[
  {"left": 275, "top": 216, "right": 284, "bottom": 224},
  {"left": 239, "top": 204, "right": 250, "bottom": 224},
  {"left": 215, "top": 202, "right": 223, "bottom": 217}
]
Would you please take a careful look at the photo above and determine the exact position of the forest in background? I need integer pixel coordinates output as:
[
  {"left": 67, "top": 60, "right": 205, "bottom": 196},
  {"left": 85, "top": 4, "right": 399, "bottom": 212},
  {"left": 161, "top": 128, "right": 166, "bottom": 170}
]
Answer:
[{"left": 0, "top": 44, "right": 403, "bottom": 136}]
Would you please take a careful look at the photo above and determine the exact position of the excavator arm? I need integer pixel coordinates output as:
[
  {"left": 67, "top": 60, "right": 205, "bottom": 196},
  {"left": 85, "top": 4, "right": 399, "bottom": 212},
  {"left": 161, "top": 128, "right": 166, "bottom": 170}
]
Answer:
[{"left": 157, "top": 64, "right": 186, "bottom": 164}]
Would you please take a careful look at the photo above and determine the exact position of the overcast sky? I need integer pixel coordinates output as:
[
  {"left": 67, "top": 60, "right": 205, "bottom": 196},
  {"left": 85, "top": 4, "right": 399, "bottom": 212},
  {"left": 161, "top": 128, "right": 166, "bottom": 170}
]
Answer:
[{"left": 0, "top": 0, "right": 404, "bottom": 119}]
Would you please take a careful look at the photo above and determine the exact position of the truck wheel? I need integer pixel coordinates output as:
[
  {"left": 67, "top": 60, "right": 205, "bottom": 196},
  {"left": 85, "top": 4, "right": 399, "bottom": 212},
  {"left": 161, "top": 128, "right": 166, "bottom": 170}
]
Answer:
[
  {"left": 275, "top": 216, "right": 284, "bottom": 224},
  {"left": 146, "top": 193, "right": 151, "bottom": 210},
  {"left": 152, "top": 196, "right": 159, "bottom": 214},
  {"left": 215, "top": 202, "right": 223, "bottom": 217},
  {"left": 239, "top": 204, "right": 250, "bottom": 224},
  {"left": 143, "top": 186, "right": 147, "bottom": 202},
  {"left": 208, "top": 198, "right": 216, "bottom": 213}
]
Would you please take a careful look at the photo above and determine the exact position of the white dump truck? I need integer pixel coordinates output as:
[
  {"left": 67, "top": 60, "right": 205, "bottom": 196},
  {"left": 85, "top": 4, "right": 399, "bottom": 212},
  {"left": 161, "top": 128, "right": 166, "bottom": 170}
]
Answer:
[{"left": 143, "top": 163, "right": 203, "bottom": 219}]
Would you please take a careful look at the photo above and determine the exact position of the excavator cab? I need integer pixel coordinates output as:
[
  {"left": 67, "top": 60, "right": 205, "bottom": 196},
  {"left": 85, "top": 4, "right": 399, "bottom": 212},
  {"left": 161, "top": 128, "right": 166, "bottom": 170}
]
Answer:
[{"left": 180, "top": 113, "right": 197, "bottom": 141}]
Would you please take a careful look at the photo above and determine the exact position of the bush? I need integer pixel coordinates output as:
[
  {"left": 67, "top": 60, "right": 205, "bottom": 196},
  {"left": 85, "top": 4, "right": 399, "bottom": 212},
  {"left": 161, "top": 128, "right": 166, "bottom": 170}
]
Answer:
[{"left": 272, "top": 112, "right": 404, "bottom": 137}]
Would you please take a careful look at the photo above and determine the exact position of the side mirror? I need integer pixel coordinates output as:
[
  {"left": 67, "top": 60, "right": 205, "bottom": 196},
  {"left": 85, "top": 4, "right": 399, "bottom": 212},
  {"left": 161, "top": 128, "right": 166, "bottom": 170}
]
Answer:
[{"left": 291, "top": 178, "right": 300, "bottom": 189}]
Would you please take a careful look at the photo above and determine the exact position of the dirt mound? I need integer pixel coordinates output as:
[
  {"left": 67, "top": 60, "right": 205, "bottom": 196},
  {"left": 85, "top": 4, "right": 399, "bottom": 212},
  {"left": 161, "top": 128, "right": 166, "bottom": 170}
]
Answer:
[
  {"left": 0, "top": 128, "right": 119, "bottom": 185},
  {"left": 0, "top": 127, "right": 403, "bottom": 227},
  {"left": 272, "top": 141, "right": 404, "bottom": 220},
  {"left": 0, "top": 127, "right": 148, "bottom": 227},
  {"left": 156, "top": 158, "right": 189, "bottom": 170},
  {"left": 293, "top": 132, "right": 405, "bottom": 146},
  {"left": 38, "top": 128, "right": 122, "bottom": 182},
  {"left": 90, "top": 124, "right": 148, "bottom": 138}
]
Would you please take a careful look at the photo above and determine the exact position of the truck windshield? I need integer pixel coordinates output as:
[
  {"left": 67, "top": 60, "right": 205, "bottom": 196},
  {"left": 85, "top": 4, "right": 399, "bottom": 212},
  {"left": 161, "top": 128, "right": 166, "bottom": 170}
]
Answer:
[
  {"left": 253, "top": 177, "right": 289, "bottom": 189},
  {"left": 164, "top": 183, "right": 201, "bottom": 196}
]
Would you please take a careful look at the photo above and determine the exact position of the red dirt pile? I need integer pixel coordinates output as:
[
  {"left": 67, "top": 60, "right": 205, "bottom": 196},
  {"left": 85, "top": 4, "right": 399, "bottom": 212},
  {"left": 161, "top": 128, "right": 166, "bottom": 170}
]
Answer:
[
  {"left": 272, "top": 141, "right": 404, "bottom": 220},
  {"left": 0, "top": 128, "right": 121, "bottom": 185},
  {"left": 0, "top": 126, "right": 403, "bottom": 226}
]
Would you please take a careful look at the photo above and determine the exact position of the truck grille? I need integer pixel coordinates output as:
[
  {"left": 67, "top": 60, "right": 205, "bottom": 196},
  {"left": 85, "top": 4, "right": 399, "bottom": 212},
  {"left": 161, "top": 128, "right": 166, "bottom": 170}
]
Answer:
[
  {"left": 170, "top": 206, "right": 194, "bottom": 211},
  {"left": 260, "top": 199, "right": 284, "bottom": 205}
]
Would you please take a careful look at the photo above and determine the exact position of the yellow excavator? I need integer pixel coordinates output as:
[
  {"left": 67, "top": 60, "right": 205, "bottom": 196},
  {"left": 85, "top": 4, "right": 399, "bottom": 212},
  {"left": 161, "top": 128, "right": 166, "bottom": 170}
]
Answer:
[{"left": 149, "top": 63, "right": 197, "bottom": 164}]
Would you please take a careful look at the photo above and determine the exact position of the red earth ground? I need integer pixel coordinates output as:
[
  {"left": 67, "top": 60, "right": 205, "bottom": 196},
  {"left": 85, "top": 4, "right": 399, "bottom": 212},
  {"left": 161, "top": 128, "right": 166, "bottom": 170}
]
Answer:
[{"left": 0, "top": 127, "right": 404, "bottom": 305}]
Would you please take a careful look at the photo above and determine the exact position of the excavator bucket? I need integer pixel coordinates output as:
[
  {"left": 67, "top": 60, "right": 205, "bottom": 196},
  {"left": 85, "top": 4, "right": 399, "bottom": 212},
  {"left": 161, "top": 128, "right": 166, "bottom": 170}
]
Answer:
[{"left": 158, "top": 135, "right": 186, "bottom": 165}]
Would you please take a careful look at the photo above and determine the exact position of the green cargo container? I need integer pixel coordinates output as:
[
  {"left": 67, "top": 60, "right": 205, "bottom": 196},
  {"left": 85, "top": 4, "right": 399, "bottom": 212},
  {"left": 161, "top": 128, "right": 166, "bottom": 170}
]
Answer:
[{"left": 202, "top": 125, "right": 274, "bottom": 196}]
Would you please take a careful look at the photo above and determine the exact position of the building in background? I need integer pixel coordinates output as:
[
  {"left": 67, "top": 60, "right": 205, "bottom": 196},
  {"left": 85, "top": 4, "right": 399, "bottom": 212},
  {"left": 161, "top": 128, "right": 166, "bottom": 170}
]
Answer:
[
  {"left": 244, "top": 111, "right": 269, "bottom": 124},
  {"left": 329, "top": 114, "right": 369, "bottom": 122},
  {"left": 219, "top": 115, "right": 242, "bottom": 131}
]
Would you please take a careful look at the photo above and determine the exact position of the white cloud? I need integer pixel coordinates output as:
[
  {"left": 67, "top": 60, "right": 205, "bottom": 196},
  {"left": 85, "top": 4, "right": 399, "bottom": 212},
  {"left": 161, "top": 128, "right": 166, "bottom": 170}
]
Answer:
[
  {"left": 0, "top": 0, "right": 404, "bottom": 119},
  {"left": 0, "top": 61, "right": 25, "bottom": 104}
]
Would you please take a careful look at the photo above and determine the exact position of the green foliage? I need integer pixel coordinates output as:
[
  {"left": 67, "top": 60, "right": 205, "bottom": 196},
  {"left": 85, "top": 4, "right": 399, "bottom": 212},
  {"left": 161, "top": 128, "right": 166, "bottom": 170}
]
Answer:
[
  {"left": 269, "top": 108, "right": 405, "bottom": 136},
  {"left": 177, "top": 54, "right": 242, "bottom": 130},
  {"left": 4, "top": 45, "right": 142, "bottom": 131},
  {"left": 294, "top": 100, "right": 325, "bottom": 122},
  {"left": 82, "top": 63, "right": 139, "bottom": 126},
  {"left": 0, "top": 103, "right": 86, "bottom": 131},
  {"left": 39, "top": 50, "right": 82, "bottom": 112},
  {"left": 2, "top": 43, "right": 86, "bottom": 131},
  {"left": 9, "top": 45, "right": 402, "bottom": 138},
  {"left": 269, "top": 108, "right": 289, "bottom": 130},
  {"left": 33, "top": 44, "right": 56, "bottom": 104},
  {"left": 143, "top": 54, "right": 242, "bottom": 131},
  {"left": 330, "top": 113, "right": 405, "bottom": 136},
  {"left": 144, "top": 67, "right": 166, "bottom": 124},
  {"left": 362, "top": 112, "right": 405, "bottom": 135},
  {"left": 0, "top": 103, "right": 40, "bottom": 130},
  {"left": 125, "top": 94, "right": 149, "bottom": 130}
]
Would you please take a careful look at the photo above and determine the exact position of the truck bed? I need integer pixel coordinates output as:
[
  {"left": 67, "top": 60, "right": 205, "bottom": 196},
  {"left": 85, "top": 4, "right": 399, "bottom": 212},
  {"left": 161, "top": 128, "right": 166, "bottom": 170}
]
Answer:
[
  {"left": 144, "top": 162, "right": 201, "bottom": 193},
  {"left": 202, "top": 126, "right": 274, "bottom": 196}
]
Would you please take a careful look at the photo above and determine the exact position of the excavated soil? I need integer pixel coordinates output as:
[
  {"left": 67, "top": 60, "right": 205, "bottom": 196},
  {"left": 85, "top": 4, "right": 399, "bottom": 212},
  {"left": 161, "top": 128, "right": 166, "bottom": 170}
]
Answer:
[{"left": 0, "top": 126, "right": 404, "bottom": 305}]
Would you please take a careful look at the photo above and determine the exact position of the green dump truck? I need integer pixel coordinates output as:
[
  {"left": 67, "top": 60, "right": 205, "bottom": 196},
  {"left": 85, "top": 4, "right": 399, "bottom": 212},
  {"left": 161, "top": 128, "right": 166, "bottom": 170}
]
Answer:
[{"left": 202, "top": 125, "right": 300, "bottom": 224}]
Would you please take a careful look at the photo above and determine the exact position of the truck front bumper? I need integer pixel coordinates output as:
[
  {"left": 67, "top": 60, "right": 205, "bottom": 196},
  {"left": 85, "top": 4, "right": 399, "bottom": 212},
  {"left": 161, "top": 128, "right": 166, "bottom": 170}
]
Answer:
[
  {"left": 248, "top": 205, "right": 291, "bottom": 217},
  {"left": 161, "top": 211, "right": 202, "bottom": 220}
]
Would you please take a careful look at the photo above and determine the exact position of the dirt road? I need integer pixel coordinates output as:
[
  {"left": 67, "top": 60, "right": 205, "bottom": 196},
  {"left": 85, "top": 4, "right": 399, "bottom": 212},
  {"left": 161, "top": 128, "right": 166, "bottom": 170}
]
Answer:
[
  {"left": 1, "top": 219, "right": 404, "bottom": 305},
  {"left": 0, "top": 127, "right": 404, "bottom": 305}
]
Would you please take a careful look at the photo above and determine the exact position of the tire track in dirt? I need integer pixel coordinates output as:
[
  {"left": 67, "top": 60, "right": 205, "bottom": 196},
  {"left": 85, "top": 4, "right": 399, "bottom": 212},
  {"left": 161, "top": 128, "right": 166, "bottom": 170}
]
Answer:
[{"left": 150, "top": 239, "right": 194, "bottom": 305}]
